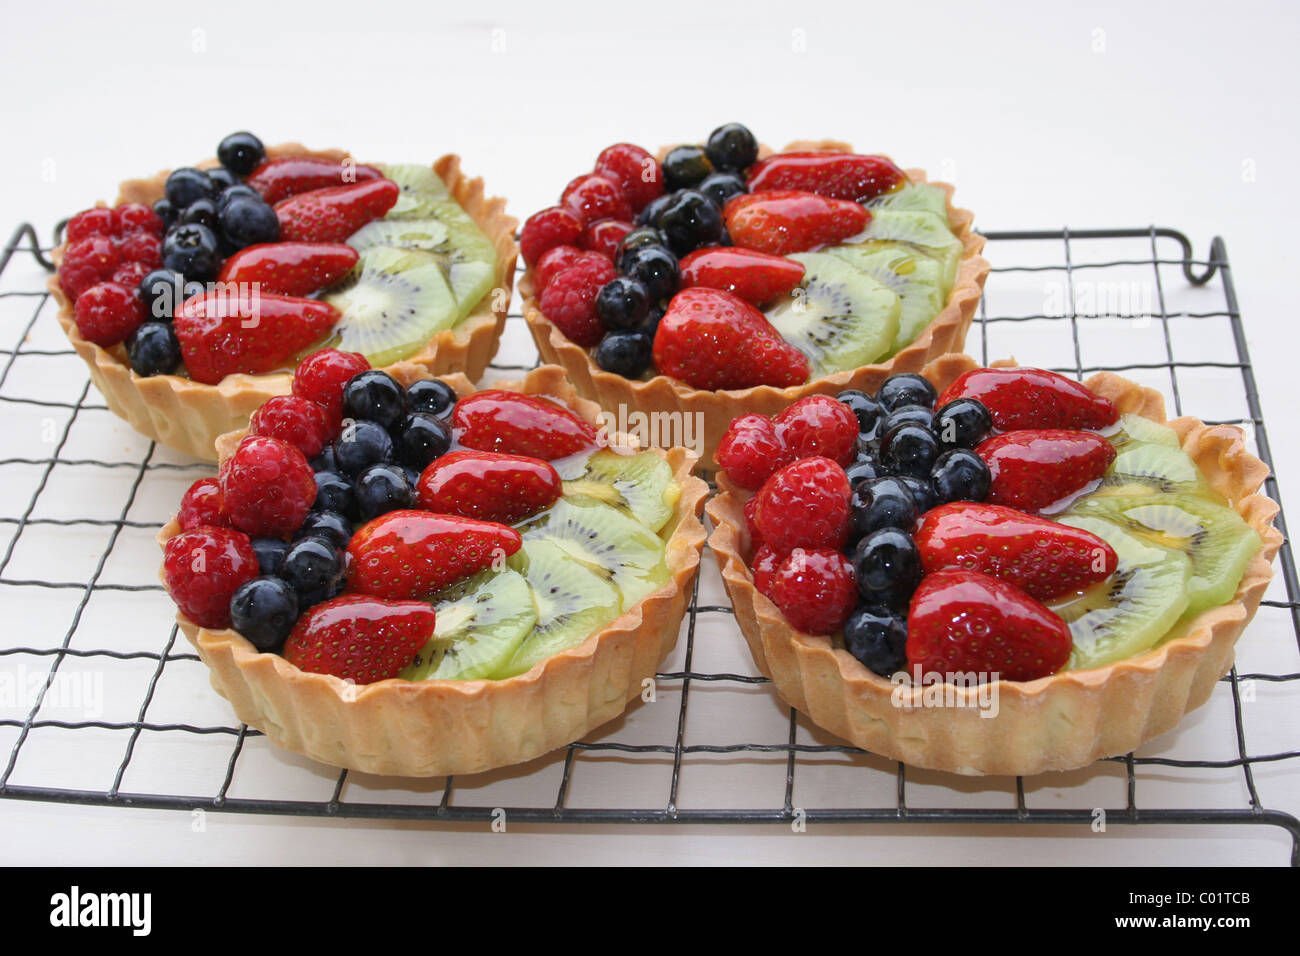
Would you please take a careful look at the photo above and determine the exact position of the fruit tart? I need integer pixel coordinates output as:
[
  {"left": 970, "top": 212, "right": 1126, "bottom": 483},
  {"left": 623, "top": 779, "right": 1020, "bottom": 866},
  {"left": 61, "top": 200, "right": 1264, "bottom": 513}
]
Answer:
[
  {"left": 156, "top": 359, "right": 707, "bottom": 776},
  {"left": 706, "top": 355, "right": 1280, "bottom": 775},
  {"left": 51, "top": 131, "right": 516, "bottom": 461},
  {"left": 519, "top": 123, "right": 989, "bottom": 468}
]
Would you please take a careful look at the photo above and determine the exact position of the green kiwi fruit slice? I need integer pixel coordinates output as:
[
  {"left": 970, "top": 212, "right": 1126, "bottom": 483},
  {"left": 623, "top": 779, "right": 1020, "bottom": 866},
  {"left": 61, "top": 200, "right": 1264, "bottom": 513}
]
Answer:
[
  {"left": 1051, "top": 515, "right": 1192, "bottom": 670},
  {"left": 826, "top": 240, "right": 945, "bottom": 355},
  {"left": 1090, "top": 441, "right": 1211, "bottom": 499},
  {"left": 400, "top": 567, "right": 536, "bottom": 681},
  {"left": 867, "top": 183, "right": 948, "bottom": 220},
  {"left": 554, "top": 449, "right": 680, "bottom": 533},
  {"left": 765, "top": 252, "right": 900, "bottom": 376},
  {"left": 1106, "top": 413, "right": 1182, "bottom": 451},
  {"left": 381, "top": 163, "right": 451, "bottom": 219},
  {"left": 494, "top": 539, "right": 621, "bottom": 678},
  {"left": 346, "top": 216, "right": 494, "bottom": 320},
  {"left": 858, "top": 209, "right": 963, "bottom": 296}
]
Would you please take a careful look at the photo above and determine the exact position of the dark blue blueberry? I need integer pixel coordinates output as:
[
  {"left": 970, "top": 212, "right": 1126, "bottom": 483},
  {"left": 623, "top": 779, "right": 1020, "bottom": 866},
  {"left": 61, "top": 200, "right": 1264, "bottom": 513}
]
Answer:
[
  {"left": 704, "top": 123, "right": 759, "bottom": 172},
  {"left": 217, "top": 184, "right": 260, "bottom": 211},
  {"left": 312, "top": 470, "right": 355, "bottom": 517},
  {"left": 162, "top": 223, "right": 220, "bottom": 281},
  {"left": 897, "top": 475, "right": 938, "bottom": 515},
  {"left": 640, "top": 304, "right": 666, "bottom": 338},
  {"left": 621, "top": 245, "right": 679, "bottom": 302},
  {"left": 931, "top": 448, "right": 991, "bottom": 503},
  {"left": 229, "top": 576, "right": 299, "bottom": 651},
  {"left": 278, "top": 538, "right": 346, "bottom": 608},
  {"left": 595, "top": 277, "right": 650, "bottom": 331},
  {"left": 656, "top": 189, "right": 724, "bottom": 257},
  {"left": 250, "top": 537, "right": 290, "bottom": 576},
  {"left": 217, "top": 131, "right": 266, "bottom": 177},
  {"left": 843, "top": 604, "right": 908, "bottom": 677},
  {"left": 152, "top": 198, "right": 177, "bottom": 228},
  {"left": 855, "top": 433, "right": 881, "bottom": 462},
  {"left": 179, "top": 197, "right": 219, "bottom": 231},
  {"left": 402, "top": 465, "right": 421, "bottom": 489},
  {"left": 165, "top": 167, "right": 215, "bottom": 209},
  {"left": 396, "top": 412, "right": 451, "bottom": 470},
  {"left": 852, "top": 528, "right": 922, "bottom": 608},
  {"left": 877, "top": 372, "right": 937, "bottom": 412},
  {"left": 334, "top": 419, "right": 394, "bottom": 476},
  {"left": 698, "top": 171, "right": 747, "bottom": 209},
  {"left": 219, "top": 195, "right": 280, "bottom": 249},
  {"left": 837, "top": 389, "right": 884, "bottom": 437},
  {"left": 294, "top": 510, "right": 353, "bottom": 550},
  {"left": 933, "top": 397, "right": 992, "bottom": 449},
  {"left": 342, "top": 370, "right": 406, "bottom": 429},
  {"left": 616, "top": 226, "right": 669, "bottom": 267},
  {"left": 139, "top": 268, "right": 184, "bottom": 321},
  {"left": 594, "top": 330, "right": 653, "bottom": 378},
  {"left": 310, "top": 445, "right": 338, "bottom": 473},
  {"left": 404, "top": 378, "right": 458, "bottom": 418},
  {"left": 845, "top": 458, "right": 882, "bottom": 488},
  {"left": 207, "top": 167, "right": 237, "bottom": 192},
  {"left": 851, "top": 476, "right": 916, "bottom": 537},
  {"left": 880, "top": 422, "right": 941, "bottom": 479},
  {"left": 881, "top": 403, "right": 934, "bottom": 435},
  {"left": 635, "top": 193, "right": 675, "bottom": 228},
  {"left": 661, "top": 145, "right": 713, "bottom": 191},
  {"left": 355, "top": 463, "right": 413, "bottom": 521},
  {"left": 125, "top": 322, "right": 182, "bottom": 376}
]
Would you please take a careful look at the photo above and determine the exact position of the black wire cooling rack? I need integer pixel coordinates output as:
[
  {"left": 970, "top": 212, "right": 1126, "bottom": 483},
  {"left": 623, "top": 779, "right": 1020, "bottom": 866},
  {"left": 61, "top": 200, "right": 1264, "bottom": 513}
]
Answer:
[{"left": 0, "top": 221, "right": 1296, "bottom": 865}]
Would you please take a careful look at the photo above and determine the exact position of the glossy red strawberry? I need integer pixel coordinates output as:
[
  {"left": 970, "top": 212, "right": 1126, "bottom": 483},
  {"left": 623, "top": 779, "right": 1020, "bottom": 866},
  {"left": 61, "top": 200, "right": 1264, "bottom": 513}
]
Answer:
[
  {"left": 416, "top": 450, "right": 561, "bottom": 524},
  {"left": 774, "top": 395, "right": 859, "bottom": 466},
  {"left": 724, "top": 190, "right": 869, "bottom": 256},
  {"left": 751, "top": 456, "right": 852, "bottom": 553},
  {"left": 679, "top": 247, "right": 805, "bottom": 306},
  {"left": 906, "top": 569, "right": 1072, "bottom": 682},
  {"left": 218, "top": 242, "right": 359, "bottom": 297},
  {"left": 283, "top": 594, "right": 435, "bottom": 684},
  {"left": 162, "top": 526, "right": 259, "bottom": 629},
  {"left": 915, "top": 501, "right": 1118, "bottom": 600},
  {"left": 247, "top": 156, "right": 384, "bottom": 204},
  {"left": 977, "top": 429, "right": 1116, "bottom": 512},
  {"left": 717, "top": 413, "right": 793, "bottom": 490},
  {"left": 746, "top": 152, "right": 906, "bottom": 203},
  {"left": 764, "top": 547, "right": 858, "bottom": 636},
  {"left": 652, "top": 288, "right": 809, "bottom": 390},
  {"left": 452, "top": 390, "right": 601, "bottom": 460},
  {"left": 174, "top": 290, "right": 339, "bottom": 385},
  {"left": 936, "top": 367, "right": 1119, "bottom": 432},
  {"left": 275, "top": 179, "right": 400, "bottom": 243},
  {"left": 347, "top": 510, "right": 522, "bottom": 600}
]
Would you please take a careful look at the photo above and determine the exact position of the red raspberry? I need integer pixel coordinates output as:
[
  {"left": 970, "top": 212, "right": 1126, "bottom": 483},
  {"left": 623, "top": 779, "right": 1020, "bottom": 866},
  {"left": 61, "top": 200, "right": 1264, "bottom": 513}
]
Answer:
[
  {"left": 292, "top": 348, "right": 371, "bottom": 424},
  {"left": 538, "top": 256, "right": 617, "bottom": 348},
  {"left": 561, "top": 173, "right": 633, "bottom": 226},
  {"left": 114, "top": 202, "right": 164, "bottom": 237},
  {"left": 774, "top": 395, "right": 859, "bottom": 466},
  {"left": 58, "top": 236, "right": 120, "bottom": 301},
  {"left": 250, "top": 395, "right": 334, "bottom": 458},
  {"left": 74, "top": 282, "right": 145, "bottom": 347},
  {"left": 66, "top": 207, "right": 118, "bottom": 242},
  {"left": 117, "top": 232, "right": 162, "bottom": 268},
  {"left": 162, "top": 526, "right": 259, "bottom": 629},
  {"left": 752, "top": 543, "right": 780, "bottom": 596},
  {"left": 178, "top": 477, "right": 230, "bottom": 530},
  {"left": 520, "top": 205, "right": 583, "bottom": 266},
  {"left": 534, "top": 246, "right": 604, "bottom": 294},
  {"left": 766, "top": 548, "right": 857, "bottom": 636},
  {"left": 594, "top": 143, "right": 664, "bottom": 213},
  {"left": 752, "top": 457, "right": 852, "bottom": 553},
  {"left": 580, "top": 219, "right": 634, "bottom": 261},
  {"left": 220, "top": 435, "right": 317, "bottom": 538},
  {"left": 744, "top": 495, "right": 764, "bottom": 550},
  {"left": 111, "top": 260, "right": 151, "bottom": 291},
  {"left": 718, "top": 413, "right": 793, "bottom": 490}
]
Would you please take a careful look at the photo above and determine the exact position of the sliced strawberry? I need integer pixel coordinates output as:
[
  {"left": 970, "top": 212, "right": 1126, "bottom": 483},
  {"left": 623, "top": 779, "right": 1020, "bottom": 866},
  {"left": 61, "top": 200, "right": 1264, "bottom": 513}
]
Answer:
[
  {"left": 174, "top": 290, "right": 339, "bottom": 385},
  {"left": 906, "top": 569, "right": 1072, "bottom": 682},
  {"left": 679, "top": 247, "right": 805, "bottom": 306},
  {"left": 416, "top": 450, "right": 561, "bottom": 524},
  {"left": 347, "top": 510, "right": 522, "bottom": 600},
  {"left": 247, "top": 156, "right": 384, "bottom": 204},
  {"left": 746, "top": 152, "right": 907, "bottom": 203},
  {"left": 282, "top": 594, "right": 435, "bottom": 684},
  {"left": 936, "top": 367, "right": 1119, "bottom": 432},
  {"left": 976, "top": 429, "right": 1117, "bottom": 512},
  {"left": 653, "top": 287, "right": 809, "bottom": 390},
  {"left": 218, "top": 242, "right": 359, "bottom": 297},
  {"left": 275, "top": 179, "right": 400, "bottom": 243},
  {"left": 452, "top": 390, "right": 601, "bottom": 460},
  {"left": 723, "top": 190, "right": 869, "bottom": 256},
  {"left": 915, "top": 501, "right": 1118, "bottom": 600}
]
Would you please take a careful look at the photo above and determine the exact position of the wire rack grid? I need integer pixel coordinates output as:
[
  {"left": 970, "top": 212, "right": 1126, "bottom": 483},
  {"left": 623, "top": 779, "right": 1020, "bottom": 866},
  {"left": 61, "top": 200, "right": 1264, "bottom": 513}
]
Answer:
[{"left": 0, "top": 220, "right": 1296, "bottom": 865}]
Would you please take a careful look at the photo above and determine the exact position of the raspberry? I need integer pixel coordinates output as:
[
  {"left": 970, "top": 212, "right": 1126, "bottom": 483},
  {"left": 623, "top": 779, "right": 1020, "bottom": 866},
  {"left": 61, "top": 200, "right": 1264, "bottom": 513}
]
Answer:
[
  {"left": 580, "top": 219, "right": 633, "bottom": 261},
  {"left": 250, "top": 395, "right": 334, "bottom": 458},
  {"left": 561, "top": 173, "right": 633, "bottom": 226},
  {"left": 520, "top": 205, "right": 583, "bottom": 266},
  {"left": 752, "top": 543, "right": 780, "bottom": 595},
  {"left": 162, "top": 526, "right": 259, "bottom": 629},
  {"left": 766, "top": 548, "right": 857, "bottom": 636},
  {"left": 752, "top": 456, "right": 852, "bottom": 553},
  {"left": 58, "top": 236, "right": 120, "bottom": 301},
  {"left": 114, "top": 202, "right": 164, "bottom": 237},
  {"left": 74, "top": 282, "right": 145, "bottom": 347},
  {"left": 594, "top": 143, "right": 664, "bottom": 213},
  {"left": 535, "top": 246, "right": 604, "bottom": 294},
  {"left": 117, "top": 231, "right": 162, "bottom": 268},
  {"left": 744, "top": 495, "right": 764, "bottom": 550},
  {"left": 66, "top": 207, "right": 118, "bottom": 242},
  {"left": 221, "top": 435, "right": 317, "bottom": 538},
  {"left": 774, "top": 395, "right": 859, "bottom": 466},
  {"left": 111, "top": 260, "right": 151, "bottom": 291},
  {"left": 718, "top": 413, "right": 793, "bottom": 490},
  {"left": 538, "top": 256, "right": 617, "bottom": 348},
  {"left": 178, "top": 477, "right": 230, "bottom": 530},
  {"left": 292, "top": 348, "right": 371, "bottom": 424}
]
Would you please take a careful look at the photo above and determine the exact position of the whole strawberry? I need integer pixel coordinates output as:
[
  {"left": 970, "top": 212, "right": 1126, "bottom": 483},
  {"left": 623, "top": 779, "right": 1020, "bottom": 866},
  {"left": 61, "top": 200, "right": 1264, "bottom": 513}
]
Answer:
[
  {"left": 220, "top": 435, "right": 317, "bottom": 538},
  {"left": 283, "top": 594, "right": 435, "bottom": 684},
  {"left": 177, "top": 477, "right": 229, "bottom": 531},
  {"left": 74, "top": 281, "right": 145, "bottom": 347},
  {"left": 292, "top": 348, "right": 371, "bottom": 424},
  {"left": 539, "top": 255, "right": 617, "bottom": 347},
  {"left": 247, "top": 156, "right": 385, "bottom": 205},
  {"left": 764, "top": 548, "right": 858, "bottom": 636},
  {"left": 936, "top": 367, "right": 1119, "bottom": 432},
  {"left": 347, "top": 510, "right": 522, "bottom": 599},
  {"left": 162, "top": 526, "right": 259, "bottom": 629},
  {"left": 774, "top": 395, "right": 859, "bottom": 466},
  {"left": 752, "top": 456, "right": 852, "bottom": 553},
  {"left": 453, "top": 390, "right": 600, "bottom": 460},
  {"left": 417, "top": 450, "right": 561, "bottom": 524},
  {"left": 724, "top": 190, "right": 869, "bottom": 256},
  {"left": 249, "top": 395, "right": 335, "bottom": 458},
  {"left": 746, "top": 152, "right": 907, "bottom": 203},
  {"left": 717, "top": 414, "right": 793, "bottom": 489},
  {"left": 219, "top": 242, "right": 359, "bottom": 297},
  {"left": 977, "top": 429, "right": 1116, "bottom": 512},
  {"left": 679, "top": 247, "right": 805, "bottom": 306},
  {"left": 275, "top": 179, "right": 400, "bottom": 243}
]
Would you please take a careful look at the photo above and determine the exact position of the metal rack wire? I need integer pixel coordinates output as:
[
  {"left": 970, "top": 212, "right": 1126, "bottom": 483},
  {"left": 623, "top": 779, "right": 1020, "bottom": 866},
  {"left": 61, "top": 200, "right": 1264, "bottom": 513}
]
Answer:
[{"left": 0, "top": 221, "right": 1296, "bottom": 864}]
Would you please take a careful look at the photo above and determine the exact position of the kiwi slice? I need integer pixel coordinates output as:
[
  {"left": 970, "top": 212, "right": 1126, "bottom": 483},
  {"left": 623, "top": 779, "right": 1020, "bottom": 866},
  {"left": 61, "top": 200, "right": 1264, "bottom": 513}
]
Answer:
[
  {"left": 1051, "top": 515, "right": 1192, "bottom": 670},
  {"left": 381, "top": 163, "right": 450, "bottom": 219},
  {"left": 867, "top": 183, "right": 948, "bottom": 220},
  {"left": 859, "top": 210, "right": 963, "bottom": 296},
  {"left": 1107, "top": 413, "right": 1182, "bottom": 451},
  {"left": 323, "top": 247, "right": 459, "bottom": 366},
  {"left": 765, "top": 252, "right": 900, "bottom": 376},
  {"left": 1091, "top": 441, "right": 1211, "bottom": 498},
  {"left": 495, "top": 539, "right": 621, "bottom": 678},
  {"left": 1067, "top": 494, "right": 1260, "bottom": 616},
  {"left": 554, "top": 449, "right": 680, "bottom": 533},
  {"left": 827, "top": 240, "right": 945, "bottom": 355},
  {"left": 400, "top": 567, "right": 536, "bottom": 681}
]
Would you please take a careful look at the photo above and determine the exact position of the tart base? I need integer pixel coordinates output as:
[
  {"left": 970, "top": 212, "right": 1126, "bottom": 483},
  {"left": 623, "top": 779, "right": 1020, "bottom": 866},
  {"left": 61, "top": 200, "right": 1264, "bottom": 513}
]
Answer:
[
  {"left": 52, "top": 144, "right": 517, "bottom": 462},
  {"left": 706, "top": 353, "right": 1282, "bottom": 776},
  {"left": 162, "top": 365, "right": 709, "bottom": 777}
]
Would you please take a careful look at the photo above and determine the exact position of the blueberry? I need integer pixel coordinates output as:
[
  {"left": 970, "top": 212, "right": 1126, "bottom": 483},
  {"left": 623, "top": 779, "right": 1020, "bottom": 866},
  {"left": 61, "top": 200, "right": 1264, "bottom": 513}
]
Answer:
[
  {"left": 621, "top": 245, "right": 679, "bottom": 302},
  {"left": 217, "top": 131, "right": 266, "bottom": 177},
  {"left": 179, "top": 197, "right": 219, "bottom": 231},
  {"left": 852, "top": 476, "right": 916, "bottom": 537},
  {"left": 843, "top": 604, "right": 908, "bottom": 677},
  {"left": 402, "top": 465, "right": 421, "bottom": 489},
  {"left": 881, "top": 403, "right": 934, "bottom": 435},
  {"left": 877, "top": 372, "right": 938, "bottom": 411},
  {"left": 405, "top": 379, "right": 458, "bottom": 418},
  {"left": 139, "top": 268, "right": 184, "bottom": 321},
  {"left": 219, "top": 195, "right": 280, "bottom": 249},
  {"left": 616, "top": 226, "right": 669, "bottom": 267},
  {"left": 837, "top": 389, "right": 884, "bottom": 436},
  {"left": 595, "top": 277, "right": 650, "bottom": 331},
  {"left": 250, "top": 537, "right": 290, "bottom": 576},
  {"left": 165, "top": 167, "right": 215, "bottom": 209},
  {"left": 207, "top": 167, "right": 237, "bottom": 192},
  {"left": 125, "top": 322, "right": 182, "bottom": 376},
  {"left": 312, "top": 470, "right": 355, "bottom": 517},
  {"left": 334, "top": 419, "right": 394, "bottom": 476},
  {"left": 845, "top": 458, "right": 882, "bottom": 488},
  {"left": 595, "top": 330, "right": 653, "bottom": 378},
  {"left": 931, "top": 448, "right": 991, "bottom": 503},
  {"left": 897, "top": 475, "right": 938, "bottom": 515},
  {"left": 217, "top": 184, "right": 261, "bottom": 211},
  {"left": 933, "top": 397, "right": 992, "bottom": 449},
  {"left": 855, "top": 433, "right": 881, "bottom": 462},
  {"left": 153, "top": 198, "right": 177, "bottom": 227},
  {"left": 294, "top": 509, "right": 354, "bottom": 550},
  {"left": 704, "top": 123, "right": 759, "bottom": 172},
  {"left": 310, "top": 446, "right": 338, "bottom": 473},
  {"left": 640, "top": 304, "right": 666, "bottom": 338},
  {"left": 342, "top": 370, "right": 406, "bottom": 429},
  {"left": 698, "top": 171, "right": 747, "bottom": 209},
  {"left": 662, "top": 145, "right": 714, "bottom": 191},
  {"left": 852, "top": 528, "right": 922, "bottom": 608},
  {"left": 657, "top": 189, "right": 724, "bottom": 257},
  {"left": 162, "top": 223, "right": 220, "bottom": 281},
  {"left": 229, "top": 576, "right": 299, "bottom": 652},
  {"left": 880, "top": 422, "right": 941, "bottom": 479},
  {"left": 397, "top": 412, "right": 452, "bottom": 470},
  {"left": 278, "top": 538, "right": 346, "bottom": 607},
  {"left": 636, "top": 193, "right": 675, "bottom": 228},
  {"left": 354, "top": 463, "right": 414, "bottom": 521}
]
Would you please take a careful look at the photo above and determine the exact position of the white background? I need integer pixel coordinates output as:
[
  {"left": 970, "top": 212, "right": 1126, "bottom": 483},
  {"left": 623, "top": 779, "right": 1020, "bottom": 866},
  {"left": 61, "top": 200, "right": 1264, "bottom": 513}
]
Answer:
[{"left": 0, "top": 0, "right": 1297, "bottom": 865}]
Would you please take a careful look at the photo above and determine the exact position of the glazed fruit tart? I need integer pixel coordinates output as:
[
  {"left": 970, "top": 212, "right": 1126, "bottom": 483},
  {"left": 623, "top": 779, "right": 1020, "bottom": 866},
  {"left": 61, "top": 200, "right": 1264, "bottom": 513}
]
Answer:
[
  {"left": 156, "top": 360, "right": 707, "bottom": 777},
  {"left": 50, "top": 131, "right": 516, "bottom": 461},
  {"left": 518, "top": 123, "right": 989, "bottom": 467},
  {"left": 706, "top": 354, "right": 1280, "bottom": 775}
]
